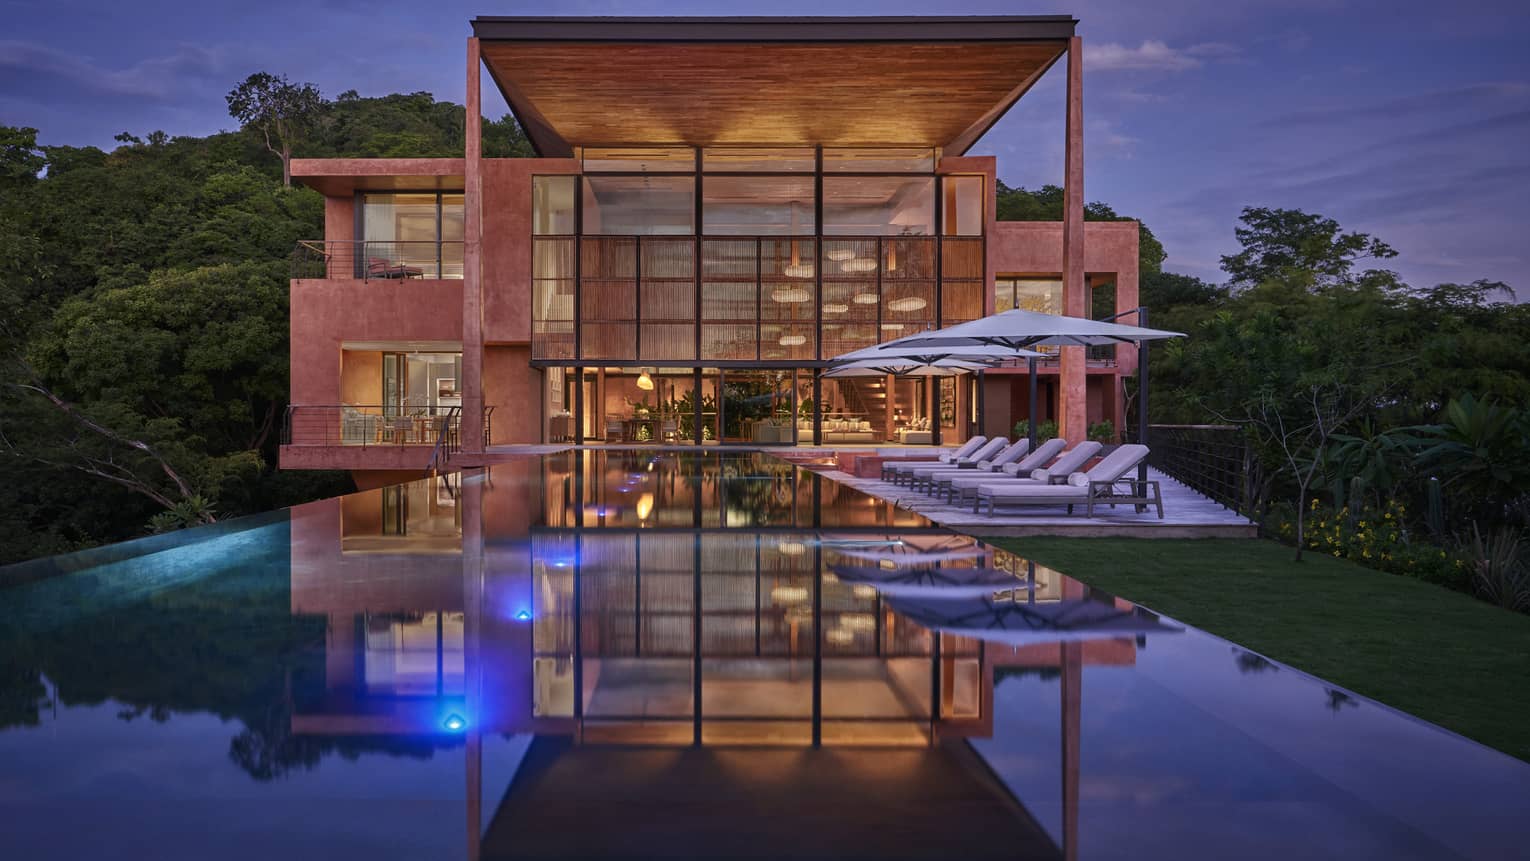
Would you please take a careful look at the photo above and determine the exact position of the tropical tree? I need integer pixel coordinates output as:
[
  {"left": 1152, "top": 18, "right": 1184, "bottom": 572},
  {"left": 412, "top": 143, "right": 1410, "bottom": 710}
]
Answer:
[
  {"left": 226, "top": 72, "right": 325, "bottom": 186},
  {"left": 1219, "top": 206, "right": 1399, "bottom": 291}
]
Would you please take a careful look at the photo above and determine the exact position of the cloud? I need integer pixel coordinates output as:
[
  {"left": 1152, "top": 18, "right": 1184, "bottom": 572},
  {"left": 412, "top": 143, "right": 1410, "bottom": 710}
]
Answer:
[
  {"left": 1084, "top": 40, "right": 1239, "bottom": 72},
  {"left": 1262, "top": 82, "right": 1530, "bottom": 127},
  {"left": 0, "top": 39, "right": 229, "bottom": 103}
]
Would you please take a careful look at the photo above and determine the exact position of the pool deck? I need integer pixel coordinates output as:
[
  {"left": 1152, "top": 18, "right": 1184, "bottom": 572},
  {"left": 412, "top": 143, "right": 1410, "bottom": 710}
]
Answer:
[
  {"left": 814, "top": 465, "right": 1257, "bottom": 538},
  {"left": 468, "top": 445, "right": 1258, "bottom": 538}
]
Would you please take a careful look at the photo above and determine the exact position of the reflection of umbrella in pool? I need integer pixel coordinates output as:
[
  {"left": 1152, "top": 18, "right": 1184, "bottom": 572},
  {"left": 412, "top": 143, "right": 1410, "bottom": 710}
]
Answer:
[
  {"left": 885, "top": 594, "right": 1182, "bottom": 645},
  {"left": 831, "top": 546, "right": 988, "bottom": 566},
  {"left": 829, "top": 564, "right": 1024, "bottom": 598}
]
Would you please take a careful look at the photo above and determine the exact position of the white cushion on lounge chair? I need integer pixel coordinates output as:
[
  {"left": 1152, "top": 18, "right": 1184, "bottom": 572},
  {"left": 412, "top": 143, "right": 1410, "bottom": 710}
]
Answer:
[
  {"left": 1067, "top": 472, "right": 1089, "bottom": 487},
  {"left": 999, "top": 439, "right": 1066, "bottom": 476},
  {"left": 979, "top": 444, "right": 1151, "bottom": 502},
  {"left": 1031, "top": 468, "right": 1050, "bottom": 482}
]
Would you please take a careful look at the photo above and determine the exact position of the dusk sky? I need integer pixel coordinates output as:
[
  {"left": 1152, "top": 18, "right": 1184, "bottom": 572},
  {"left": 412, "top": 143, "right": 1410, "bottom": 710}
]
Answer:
[{"left": 3, "top": 0, "right": 1527, "bottom": 290}]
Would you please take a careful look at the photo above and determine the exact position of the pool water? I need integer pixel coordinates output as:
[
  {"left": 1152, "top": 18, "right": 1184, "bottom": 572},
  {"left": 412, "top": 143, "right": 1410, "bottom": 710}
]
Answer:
[{"left": 1, "top": 450, "right": 1527, "bottom": 860}]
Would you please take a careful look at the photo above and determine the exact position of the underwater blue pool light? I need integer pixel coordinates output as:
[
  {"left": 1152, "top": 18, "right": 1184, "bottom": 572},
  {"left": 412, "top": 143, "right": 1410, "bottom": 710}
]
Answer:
[
  {"left": 442, "top": 713, "right": 467, "bottom": 732},
  {"left": 514, "top": 609, "right": 533, "bottom": 622}
]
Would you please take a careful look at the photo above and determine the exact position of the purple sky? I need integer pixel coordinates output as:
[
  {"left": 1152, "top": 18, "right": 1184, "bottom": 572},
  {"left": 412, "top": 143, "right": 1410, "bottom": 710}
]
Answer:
[{"left": 3, "top": 0, "right": 1527, "bottom": 290}]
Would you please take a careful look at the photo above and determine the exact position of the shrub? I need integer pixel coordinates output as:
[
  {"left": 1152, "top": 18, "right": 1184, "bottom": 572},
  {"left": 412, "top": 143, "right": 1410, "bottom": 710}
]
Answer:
[
  {"left": 1013, "top": 419, "right": 1059, "bottom": 441},
  {"left": 1463, "top": 524, "right": 1530, "bottom": 612},
  {"left": 1088, "top": 420, "right": 1116, "bottom": 443},
  {"left": 1268, "top": 498, "right": 1468, "bottom": 589}
]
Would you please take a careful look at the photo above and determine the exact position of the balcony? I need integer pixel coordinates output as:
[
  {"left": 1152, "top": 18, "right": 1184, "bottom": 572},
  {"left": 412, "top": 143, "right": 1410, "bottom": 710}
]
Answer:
[
  {"left": 279, "top": 405, "right": 493, "bottom": 471},
  {"left": 291, "top": 240, "right": 465, "bottom": 281}
]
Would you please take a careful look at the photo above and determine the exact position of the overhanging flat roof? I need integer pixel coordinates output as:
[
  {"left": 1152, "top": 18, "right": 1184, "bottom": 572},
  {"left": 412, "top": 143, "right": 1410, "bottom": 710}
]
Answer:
[
  {"left": 471, "top": 16, "right": 1074, "bottom": 157},
  {"left": 290, "top": 158, "right": 465, "bottom": 195}
]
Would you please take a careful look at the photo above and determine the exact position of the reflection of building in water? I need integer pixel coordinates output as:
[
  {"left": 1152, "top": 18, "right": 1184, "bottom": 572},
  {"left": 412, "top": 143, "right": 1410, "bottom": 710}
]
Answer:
[{"left": 287, "top": 458, "right": 1139, "bottom": 859}]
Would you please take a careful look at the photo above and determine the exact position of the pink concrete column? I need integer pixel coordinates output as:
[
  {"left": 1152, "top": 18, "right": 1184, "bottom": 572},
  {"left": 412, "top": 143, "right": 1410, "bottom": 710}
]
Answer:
[
  {"left": 1059, "top": 35, "right": 1088, "bottom": 445},
  {"left": 462, "top": 37, "right": 485, "bottom": 454}
]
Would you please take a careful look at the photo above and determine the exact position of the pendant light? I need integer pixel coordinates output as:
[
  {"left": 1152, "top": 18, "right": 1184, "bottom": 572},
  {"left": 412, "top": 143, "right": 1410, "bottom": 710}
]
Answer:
[{"left": 636, "top": 369, "right": 654, "bottom": 390}]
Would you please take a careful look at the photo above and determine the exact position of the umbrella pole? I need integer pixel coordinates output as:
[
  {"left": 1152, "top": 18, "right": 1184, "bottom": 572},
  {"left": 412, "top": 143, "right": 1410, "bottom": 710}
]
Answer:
[
  {"left": 1027, "top": 357, "right": 1038, "bottom": 449},
  {"left": 1137, "top": 308, "right": 1150, "bottom": 491},
  {"left": 976, "top": 368, "right": 985, "bottom": 440}
]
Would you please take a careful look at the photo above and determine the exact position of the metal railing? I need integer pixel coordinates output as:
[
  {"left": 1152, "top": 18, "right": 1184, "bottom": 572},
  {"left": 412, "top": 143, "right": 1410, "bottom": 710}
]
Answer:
[
  {"left": 1135, "top": 424, "right": 1259, "bottom": 518},
  {"left": 282, "top": 404, "right": 494, "bottom": 453},
  {"left": 291, "top": 240, "right": 465, "bottom": 281}
]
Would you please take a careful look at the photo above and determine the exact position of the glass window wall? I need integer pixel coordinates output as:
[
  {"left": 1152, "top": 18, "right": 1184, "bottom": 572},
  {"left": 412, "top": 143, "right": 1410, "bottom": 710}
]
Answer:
[
  {"left": 942, "top": 175, "right": 984, "bottom": 236},
  {"left": 360, "top": 192, "right": 463, "bottom": 279},
  {"left": 822, "top": 147, "right": 935, "bottom": 173},
  {"left": 702, "top": 176, "right": 815, "bottom": 236},
  {"left": 582, "top": 146, "right": 696, "bottom": 173},
  {"left": 702, "top": 147, "right": 816, "bottom": 173},
  {"left": 582, "top": 175, "right": 694, "bottom": 235},
  {"left": 533, "top": 176, "right": 576, "bottom": 235},
  {"left": 823, "top": 176, "right": 935, "bottom": 236}
]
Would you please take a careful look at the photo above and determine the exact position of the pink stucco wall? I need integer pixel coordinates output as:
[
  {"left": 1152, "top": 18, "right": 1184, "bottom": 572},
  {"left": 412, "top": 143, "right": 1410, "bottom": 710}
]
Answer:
[{"left": 289, "top": 279, "right": 464, "bottom": 404}]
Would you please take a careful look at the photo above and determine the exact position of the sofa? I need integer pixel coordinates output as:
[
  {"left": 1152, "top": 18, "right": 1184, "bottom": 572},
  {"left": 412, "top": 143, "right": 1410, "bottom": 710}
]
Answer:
[
  {"left": 896, "top": 417, "right": 934, "bottom": 445},
  {"left": 819, "top": 417, "right": 878, "bottom": 444}
]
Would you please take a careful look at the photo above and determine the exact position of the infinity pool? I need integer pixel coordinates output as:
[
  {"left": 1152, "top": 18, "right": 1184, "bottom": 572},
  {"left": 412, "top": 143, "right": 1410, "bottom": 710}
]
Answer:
[{"left": 2, "top": 451, "right": 1527, "bottom": 860}]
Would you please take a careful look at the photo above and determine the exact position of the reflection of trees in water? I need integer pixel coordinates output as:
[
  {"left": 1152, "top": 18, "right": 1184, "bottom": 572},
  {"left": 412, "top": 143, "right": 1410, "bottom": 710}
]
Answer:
[
  {"left": 0, "top": 565, "right": 455, "bottom": 781},
  {"left": 1232, "top": 647, "right": 1279, "bottom": 674},
  {"left": 1324, "top": 688, "right": 1360, "bottom": 713}
]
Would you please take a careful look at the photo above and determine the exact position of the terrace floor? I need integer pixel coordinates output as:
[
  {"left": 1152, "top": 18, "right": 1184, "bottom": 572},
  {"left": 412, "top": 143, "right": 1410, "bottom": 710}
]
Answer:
[{"left": 816, "top": 466, "right": 1256, "bottom": 538}]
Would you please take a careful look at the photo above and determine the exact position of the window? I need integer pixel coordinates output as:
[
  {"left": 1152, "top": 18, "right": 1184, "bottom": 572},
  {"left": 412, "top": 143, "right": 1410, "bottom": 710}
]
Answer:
[
  {"left": 823, "top": 176, "right": 935, "bottom": 236},
  {"left": 942, "top": 176, "right": 984, "bottom": 236},
  {"left": 582, "top": 175, "right": 695, "bottom": 235},
  {"left": 360, "top": 192, "right": 464, "bottom": 278},
  {"left": 703, "top": 147, "right": 816, "bottom": 173},
  {"left": 383, "top": 352, "right": 463, "bottom": 415},
  {"left": 533, "top": 176, "right": 576, "bottom": 235},
  {"left": 997, "top": 278, "right": 1063, "bottom": 314},
  {"left": 582, "top": 146, "right": 695, "bottom": 173},
  {"left": 822, "top": 147, "right": 935, "bottom": 173},
  {"left": 703, "top": 176, "right": 815, "bottom": 236}
]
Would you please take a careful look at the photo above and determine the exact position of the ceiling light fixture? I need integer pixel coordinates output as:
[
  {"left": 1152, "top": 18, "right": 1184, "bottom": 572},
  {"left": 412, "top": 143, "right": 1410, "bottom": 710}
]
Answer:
[
  {"left": 779, "top": 334, "right": 807, "bottom": 347},
  {"left": 822, "top": 303, "right": 849, "bottom": 314},
  {"left": 826, "top": 248, "right": 855, "bottom": 262},
  {"left": 886, "top": 296, "right": 927, "bottom": 313},
  {"left": 841, "top": 257, "right": 877, "bottom": 274},
  {"left": 771, "top": 286, "right": 811, "bottom": 304},
  {"left": 853, "top": 292, "right": 879, "bottom": 305}
]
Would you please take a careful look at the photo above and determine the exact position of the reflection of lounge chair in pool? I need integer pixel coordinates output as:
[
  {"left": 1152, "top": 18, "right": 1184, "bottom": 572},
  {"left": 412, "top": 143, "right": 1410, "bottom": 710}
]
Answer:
[
  {"left": 883, "top": 436, "right": 988, "bottom": 484},
  {"left": 973, "top": 444, "right": 1161, "bottom": 518}
]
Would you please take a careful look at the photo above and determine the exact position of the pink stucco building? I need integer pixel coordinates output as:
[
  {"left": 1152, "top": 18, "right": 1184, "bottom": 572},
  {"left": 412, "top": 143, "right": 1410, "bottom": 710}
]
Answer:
[{"left": 279, "top": 16, "right": 1139, "bottom": 484}]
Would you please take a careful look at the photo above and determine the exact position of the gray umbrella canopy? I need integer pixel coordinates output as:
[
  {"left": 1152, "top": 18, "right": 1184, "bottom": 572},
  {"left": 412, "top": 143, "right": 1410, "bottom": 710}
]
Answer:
[
  {"left": 884, "top": 593, "right": 1182, "bottom": 646},
  {"left": 887, "top": 308, "right": 1184, "bottom": 350},
  {"left": 830, "top": 340, "right": 1043, "bottom": 365}
]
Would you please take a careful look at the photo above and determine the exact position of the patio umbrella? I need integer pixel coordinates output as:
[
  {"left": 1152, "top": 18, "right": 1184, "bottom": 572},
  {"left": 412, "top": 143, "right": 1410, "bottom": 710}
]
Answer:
[
  {"left": 884, "top": 593, "right": 1182, "bottom": 646},
  {"left": 877, "top": 308, "right": 1185, "bottom": 466},
  {"left": 829, "top": 564, "right": 1024, "bottom": 598},
  {"left": 828, "top": 343, "right": 1045, "bottom": 439}
]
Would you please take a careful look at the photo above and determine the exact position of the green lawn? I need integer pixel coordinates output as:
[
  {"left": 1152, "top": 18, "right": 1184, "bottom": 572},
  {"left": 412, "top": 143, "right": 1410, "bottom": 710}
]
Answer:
[{"left": 986, "top": 537, "right": 1530, "bottom": 763}]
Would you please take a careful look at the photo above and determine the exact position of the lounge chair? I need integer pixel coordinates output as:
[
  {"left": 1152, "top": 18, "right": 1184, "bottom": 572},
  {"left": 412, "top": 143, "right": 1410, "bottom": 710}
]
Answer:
[
  {"left": 910, "top": 439, "right": 1032, "bottom": 494},
  {"left": 973, "top": 444, "right": 1161, "bottom": 517},
  {"left": 883, "top": 436, "right": 988, "bottom": 484},
  {"left": 948, "top": 440, "right": 1100, "bottom": 506},
  {"left": 936, "top": 438, "right": 1066, "bottom": 502},
  {"left": 906, "top": 437, "right": 1011, "bottom": 491}
]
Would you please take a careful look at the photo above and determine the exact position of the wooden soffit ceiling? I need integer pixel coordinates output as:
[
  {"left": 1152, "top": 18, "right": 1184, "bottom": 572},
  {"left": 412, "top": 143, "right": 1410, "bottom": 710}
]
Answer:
[{"left": 474, "top": 18, "right": 1073, "bottom": 157}]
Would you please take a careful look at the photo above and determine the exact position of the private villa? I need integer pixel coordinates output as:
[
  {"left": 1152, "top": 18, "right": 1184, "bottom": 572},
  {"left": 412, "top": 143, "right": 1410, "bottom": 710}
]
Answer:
[{"left": 280, "top": 15, "right": 1143, "bottom": 486}]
